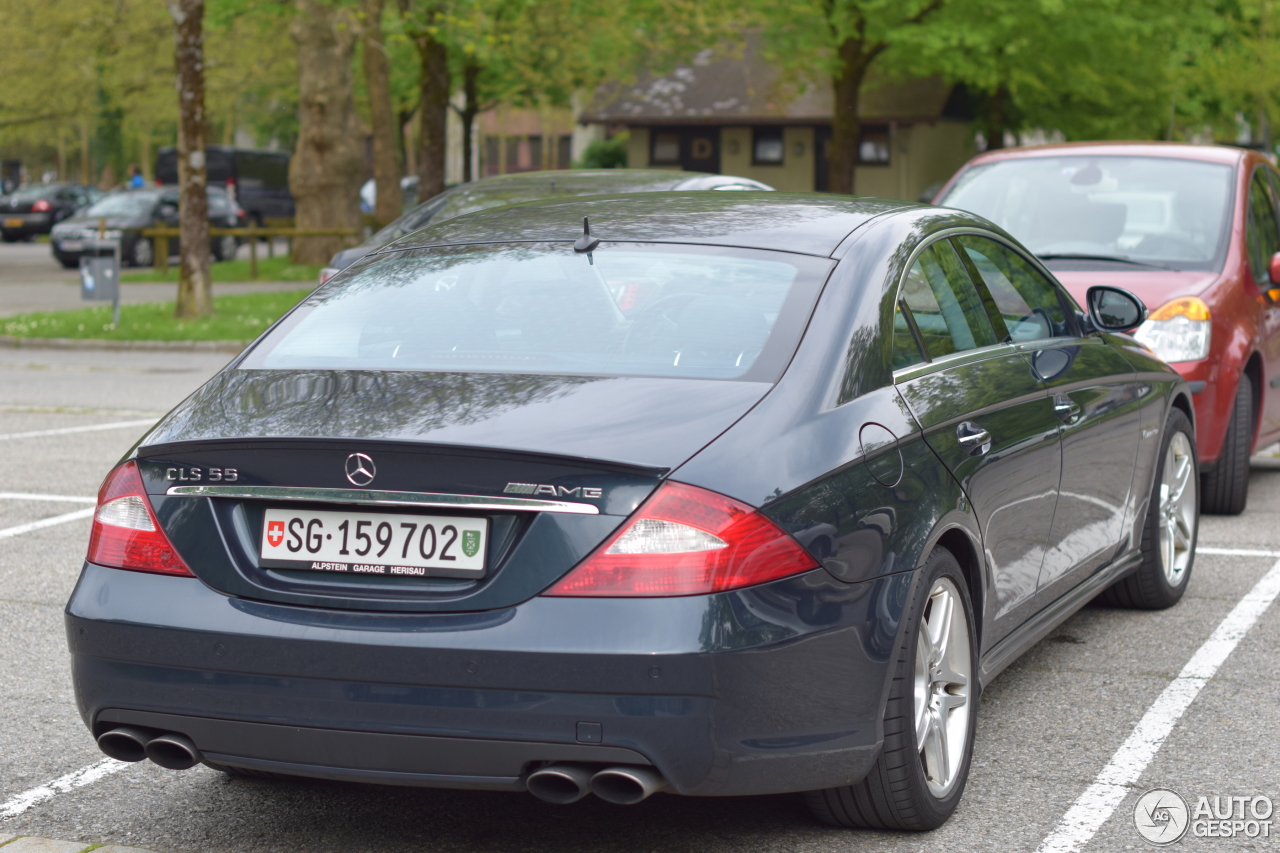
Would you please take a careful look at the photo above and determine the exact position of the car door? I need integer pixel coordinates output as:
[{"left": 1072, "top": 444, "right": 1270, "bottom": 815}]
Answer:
[
  {"left": 954, "top": 234, "right": 1143, "bottom": 598},
  {"left": 893, "top": 237, "right": 1063, "bottom": 644}
]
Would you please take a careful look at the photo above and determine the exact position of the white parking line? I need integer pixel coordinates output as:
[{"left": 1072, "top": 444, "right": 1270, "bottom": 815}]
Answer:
[
  {"left": 0, "top": 492, "right": 96, "bottom": 504},
  {"left": 0, "top": 507, "right": 95, "bottom": 540},
  {"left": 0, "top": 758, "right": 131, "bottom": 820},
  {"left": 0, "top": 419, "right": 155, "bottom": 441},
  {"left": 1036, "top": 555, "right": 1280, "bottom": 853},
  {"left": 1197, "top": 546, "right": 1280, "bottom": 558}
]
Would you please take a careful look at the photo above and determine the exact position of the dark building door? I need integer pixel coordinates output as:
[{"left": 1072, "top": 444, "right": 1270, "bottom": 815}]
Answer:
[
  {"left": 649, "top": 127, "right": 720, "bottom": 174},
  {"left": 814, "top": 126, "right": 831, "bottom": 192}
]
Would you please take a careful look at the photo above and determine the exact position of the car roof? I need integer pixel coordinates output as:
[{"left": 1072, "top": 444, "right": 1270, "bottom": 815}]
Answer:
[
  {"left": 388, "top": 192, "right": 913, "bottom": 257},
  {"left": 963, "top": 141, "right": 1249, "bottom": 168}
]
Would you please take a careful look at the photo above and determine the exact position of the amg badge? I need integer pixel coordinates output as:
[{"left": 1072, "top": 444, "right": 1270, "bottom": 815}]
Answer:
[{"left": 505, "top": 482, "right": 603, "bottom": 499}]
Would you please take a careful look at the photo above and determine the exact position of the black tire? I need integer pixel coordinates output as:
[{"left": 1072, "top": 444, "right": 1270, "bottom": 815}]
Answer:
[
  {"left": 1099, "top": 408, "right": 1197, "bottom": 609},
  {"left": 55, "top": 254, "right": 78, "bottom": 269},
  {"left": 805, "top": 546, "right": 978, "bottom": 831},
  {"left": 1201, "top": 379, "right": 1252, "bottom": 515},
  {"left": 1, "top": 231, "right": 20, "bottom": 243}
]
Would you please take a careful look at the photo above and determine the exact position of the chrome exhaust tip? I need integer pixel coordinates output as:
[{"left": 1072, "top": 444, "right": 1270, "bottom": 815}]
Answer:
[
  {"left": 143, "top": 732, "right": 203, "bottom": 770},
  {"left": 525, "top": 763, "right": 595, "bottom": 804},
  {"left": 589, "top": 765, "right": 667, "bottom": 805},
  {"left": 96, "top": 726, "right": 154, "bottom": 763}
]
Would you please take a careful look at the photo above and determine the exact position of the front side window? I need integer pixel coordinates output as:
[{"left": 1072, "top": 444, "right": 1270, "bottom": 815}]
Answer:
[
  {"left": 245, "top": 243, "right": 830, "bottom": 382},
  {"left": 955, "top": 235, "right": 1071, "bottom": 343},
  {"left": 1245, "top": 170, "right": 1280, "bottom": 286},
  {"left": 894, "top": 240, "right": 998, "bottom": 365}
]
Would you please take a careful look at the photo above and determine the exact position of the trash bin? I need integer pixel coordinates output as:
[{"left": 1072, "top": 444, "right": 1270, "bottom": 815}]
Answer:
[{"left": 79, "top": 237, "right": 121, "bottom": 324}]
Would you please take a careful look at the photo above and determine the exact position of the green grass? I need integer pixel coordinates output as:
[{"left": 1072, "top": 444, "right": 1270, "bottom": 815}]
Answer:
[
  {"left": 120, "top": 255, "right": 322, "bottom": 283},
  {"left": 0, "top": 288, "right": 312, "bottom": 342}
]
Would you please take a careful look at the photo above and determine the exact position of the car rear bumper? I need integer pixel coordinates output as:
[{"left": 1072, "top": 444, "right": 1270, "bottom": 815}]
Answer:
[
  {"left": 66, "top": 562, "right": 909, "bottom": 797},
  {"left": 2, "top": 214, "right": 51, "bottom": 236}
]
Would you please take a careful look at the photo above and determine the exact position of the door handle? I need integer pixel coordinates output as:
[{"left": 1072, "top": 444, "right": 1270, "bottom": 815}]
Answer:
[
  {"left": 956, "top": 421, "right": 992, "bottom": 456},
  {"left": 1053, "top": 394, "right": 1082, "bottom": 424}
]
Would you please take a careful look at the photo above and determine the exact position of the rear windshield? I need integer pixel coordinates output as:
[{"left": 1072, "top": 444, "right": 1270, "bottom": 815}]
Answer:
[
  {"left": 939, "top": 156, "right": 1235, "bottom": 271},
  {"left": 244, "top": 243, "right": 830, "bottom": 381},
  {"left": 85, "top": 192, "right": 161, "bottom": 217},
  {"left": 8, "top": 185, "right": 58, "bottom": 202}
]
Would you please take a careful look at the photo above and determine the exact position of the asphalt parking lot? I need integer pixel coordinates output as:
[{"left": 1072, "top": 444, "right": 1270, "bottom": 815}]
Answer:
[{"left": 1, "top": 337, "right": 1278, "bottom": 850}]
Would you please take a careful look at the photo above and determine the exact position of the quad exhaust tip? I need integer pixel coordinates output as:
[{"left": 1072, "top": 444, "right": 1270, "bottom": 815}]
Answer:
[
  {"left": 526, "top": 763, "right": 667, "bottom": 805},
  {"left": 96, "top": 727, "right": 202, "bottom": 770},
  {"left": 589, "top": 766, "right": 668, "bottom": 805},
  {"left": 96, "top": 726, "right": 154, "bottom": 763},
  {"left": 525, "top": 763, "right": 595, "bottom": 804},
  {"left": 144, "top": 732, "right": 202, "bottom": 770}
]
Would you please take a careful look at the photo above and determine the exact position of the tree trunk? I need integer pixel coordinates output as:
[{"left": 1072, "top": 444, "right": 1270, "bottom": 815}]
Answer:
[
  {"left": 410, "top": 4, "right": 448, "bottom": 203},
  {"left": 362, "top": 0, "right": 402, "bottom": 226},
  {"left": 830, "top": 37, "right": 870, "bottom": 196},
  {"left": 982, "top": 85, "right": 1014, "bottom": 151},
  {"left": 79, "top": 121, "right": 91, "bottom": 186},
  {"left": 169, "top": 0, "right": 212, "bottom": 318},
  {"left": 289, "top": 0, "right": 365, "bottom": 266},
  {"left": 460, "top": 61, "right": 480, "bottom": 183}
]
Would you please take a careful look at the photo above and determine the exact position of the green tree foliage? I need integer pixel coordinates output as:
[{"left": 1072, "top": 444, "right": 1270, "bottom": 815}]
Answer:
[{"left": 575, "top": 133, "right": 629, "bottom": 169}]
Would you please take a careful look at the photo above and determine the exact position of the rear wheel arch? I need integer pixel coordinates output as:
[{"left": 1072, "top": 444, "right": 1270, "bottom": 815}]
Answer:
[{"left": 932, "top": 526, "right": 984, "bottom": 648}]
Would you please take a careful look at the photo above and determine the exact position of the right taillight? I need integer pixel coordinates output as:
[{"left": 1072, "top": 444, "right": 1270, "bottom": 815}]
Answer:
[
  {"left": 543, "top": 481, "right": 818, "bottom": 597},
  {"left": 86, "top": 461, "right": 193, "bottom": 577}
]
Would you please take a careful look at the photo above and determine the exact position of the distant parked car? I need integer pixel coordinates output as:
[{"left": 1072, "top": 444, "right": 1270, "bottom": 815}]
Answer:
[
  {"left": 936, "top": 141, "right": 1280, "bottom": 514},
  {"left": 50, "top": 187, "right": 245, "bottom": 268},
  {"left": 1, "top": 183, "right": 98, "bottom": 242},
  {"left": 155, "top": 145, "right": 293, "bottom": 226},
  {"left": 322, "top": 169, "right": 774, "bottom": 283}
]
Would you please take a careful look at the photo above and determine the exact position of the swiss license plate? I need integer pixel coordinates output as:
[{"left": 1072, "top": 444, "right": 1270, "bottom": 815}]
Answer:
[
  {"left": 59, "top": 240, "right": 83, "bottom": 252},
  {"left": 4, "top": 218, "right": 23, "bottom": 228},
  {"left": 260, "top": 508, "right": 487, "bottom": 578}
]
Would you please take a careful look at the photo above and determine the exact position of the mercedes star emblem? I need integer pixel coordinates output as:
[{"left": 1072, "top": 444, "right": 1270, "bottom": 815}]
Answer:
[{"left": 344, "top": 452, "right": 376, "bottom": 487}]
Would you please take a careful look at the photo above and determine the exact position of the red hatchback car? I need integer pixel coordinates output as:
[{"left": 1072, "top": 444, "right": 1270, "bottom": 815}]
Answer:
[{"left": 937, "top": 142, "right": 1280, "bottom": 514}]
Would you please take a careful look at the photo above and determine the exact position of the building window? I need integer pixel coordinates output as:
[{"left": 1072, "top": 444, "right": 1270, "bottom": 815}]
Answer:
[
  {"left": 651, "top": 133, "right": 680, "bottom": 164},
  {"left": 752, "top": 128, "right": 784, "bottom": 165},
  {"left": 858, "top": 126, "right": 890, "bottom": 165}
]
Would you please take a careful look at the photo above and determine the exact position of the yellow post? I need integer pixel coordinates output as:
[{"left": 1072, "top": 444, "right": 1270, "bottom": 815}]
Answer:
[{"left": 249, "top": 232, "right": 258, "bottom": 280}]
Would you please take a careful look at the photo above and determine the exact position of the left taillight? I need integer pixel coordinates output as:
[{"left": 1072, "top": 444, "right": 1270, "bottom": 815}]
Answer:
[
  {"left": 86, "top": 461, "right": 193, "bottom": 577},
  {"left": 32, "top": 198, "right": 51, "bottom": 212},
  {"left": 543, "top": 481, "right": 818, "bottom": 597}
]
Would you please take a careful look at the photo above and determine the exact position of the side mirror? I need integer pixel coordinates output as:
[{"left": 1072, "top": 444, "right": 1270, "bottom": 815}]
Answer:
[
  {"left": 1269, "top": 252, "right": 1280, "bottom": 285},
  {"left": 1086, "top": 285, "right": 1148, "bottom": 332}
]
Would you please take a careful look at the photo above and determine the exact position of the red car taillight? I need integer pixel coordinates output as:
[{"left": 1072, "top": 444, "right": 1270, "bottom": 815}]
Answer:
[
  {"left": 31, "top": 198, "right": 51, "bottom": 212},
  {"left": 86, "top": 461, "right": 193, "bottom": 577},
  {"left": 544, "top": 482, "right": 818, "bottom": 597}
]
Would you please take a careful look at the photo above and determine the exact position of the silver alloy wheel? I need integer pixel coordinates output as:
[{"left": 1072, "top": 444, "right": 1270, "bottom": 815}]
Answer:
[
  {"left": 217, "top": 235, "right": 237, "bottom": 260},
  {"left": 914, "top": 576, "right": 971, "bottom": 799},
  {"left": 1159, "top": 431, "right": 1196, "bottom": 586}
]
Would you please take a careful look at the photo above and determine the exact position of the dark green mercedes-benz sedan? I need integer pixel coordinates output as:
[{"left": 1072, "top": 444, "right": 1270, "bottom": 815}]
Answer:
[{"left": 68, "top": 192, "right": 1196, "bottom": 831}]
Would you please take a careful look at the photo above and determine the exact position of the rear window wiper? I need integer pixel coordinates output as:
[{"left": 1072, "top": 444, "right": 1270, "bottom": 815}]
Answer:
[{"left": 1035, "top": 252, "right": 1177, "bottom": 272}]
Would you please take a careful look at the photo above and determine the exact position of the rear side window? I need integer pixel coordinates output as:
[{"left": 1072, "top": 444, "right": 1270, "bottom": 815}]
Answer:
[
  {"left": 955, "top": 235, "right": 1070, "bottom": 342},
  {"left": 894, "top": 240, "right": 997, "bottom": 367},
  {"left": 1246, "top": 170, "right": 1280, "bottom": 286},
  {"left": 245, "top": 243, "right": 831, "bottom": 382}
]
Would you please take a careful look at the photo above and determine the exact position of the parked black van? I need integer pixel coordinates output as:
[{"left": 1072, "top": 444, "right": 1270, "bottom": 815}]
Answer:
[{"left": 155, "top": 145, "right": 294, "bottom": 225}]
